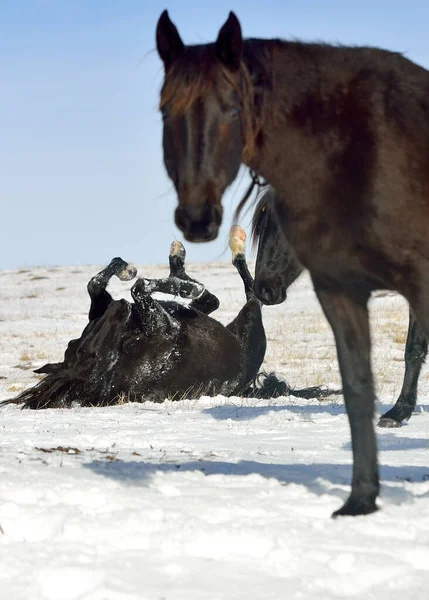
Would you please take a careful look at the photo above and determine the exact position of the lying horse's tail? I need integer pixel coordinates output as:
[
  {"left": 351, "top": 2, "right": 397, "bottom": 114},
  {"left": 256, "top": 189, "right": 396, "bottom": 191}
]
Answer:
[
  {"left": 243, "top": 371, "right": 343, "bottom": 400},
  {"left": 0, "top": 371, "right": 87, "bottom": 410}
]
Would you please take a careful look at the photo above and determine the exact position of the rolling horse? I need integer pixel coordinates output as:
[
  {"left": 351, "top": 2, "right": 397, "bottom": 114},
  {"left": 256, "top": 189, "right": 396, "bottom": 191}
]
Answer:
[
  {"left": 1, "top": 227, "right": 267, "bottom": 408},
  {"left": 155, "top": 11, "right": 429, "bottom": 517},
  {"left": 2, "top": 227, "right": 339, "bottom": 410},
  {"left": 1, "top": 227, "right": 339, "bottom": 411},
  {"left": 251, "top": 186, "right": 428, "bottom": 429}
]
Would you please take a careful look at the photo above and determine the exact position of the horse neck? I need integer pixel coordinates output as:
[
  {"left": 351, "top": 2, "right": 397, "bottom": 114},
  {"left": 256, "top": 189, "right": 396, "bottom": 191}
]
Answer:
[{"left": 241, "top": 39, "right": 330, "bottom": 183}]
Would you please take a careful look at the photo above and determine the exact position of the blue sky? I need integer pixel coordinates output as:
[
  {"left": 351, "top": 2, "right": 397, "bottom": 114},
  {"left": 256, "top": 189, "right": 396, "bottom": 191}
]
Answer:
[{"left": 2, "top": 0, "right": 429, "bottom": 269}]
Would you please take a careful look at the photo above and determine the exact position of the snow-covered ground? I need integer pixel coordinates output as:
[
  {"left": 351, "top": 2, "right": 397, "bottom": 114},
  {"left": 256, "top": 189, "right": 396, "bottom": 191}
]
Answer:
[{"left": 1, "top": 260, "right": 429, "bottom": 600}]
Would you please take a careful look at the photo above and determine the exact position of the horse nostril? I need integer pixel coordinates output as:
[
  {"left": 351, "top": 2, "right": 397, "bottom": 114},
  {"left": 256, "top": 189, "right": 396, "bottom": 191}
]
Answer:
[
  {"left": 254, "top": 280, "right": 287, "bottom": 305},
  {"left": 175, "top": 208, "right": 189, "bottom": 233},
  {"left": 212, "top": 204, "right": 223, "bottom": 227},
  {"left": 261, "top": 286, "right": 274, "bottom": 303},
  {"left": 175, "top": 204, "right": 221, "bottom": 242},
  {"left": 254, "top": 281, "right": 275, "bottom": 305}
]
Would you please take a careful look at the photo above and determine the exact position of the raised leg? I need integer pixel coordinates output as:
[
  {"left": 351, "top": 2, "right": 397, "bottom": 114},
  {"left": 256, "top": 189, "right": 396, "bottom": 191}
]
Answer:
[
  {"left": 88, "top": 257, "right": 137, "bottom": 321},
  {"left": 143, "top": 241, "right": 219, "bottom": 315},
  {"left": 230, "top": 225, "right": 257, "bottom": 303},
  {"left": 141, "top": 275, "right": 205, "bottom": 301},
  {"left": 169, "top": 240, "right": 188, "bottom": 279},
  {"left": 226, "top": 226, "right": 266, "bottom": 388},
  {"left": 312, "top": 278, "right": 379, "bottom": 517},
  {"left": 378, "top": 308, "right": 427, "bottom": 427},
  {"left": 170, "top": 240, "right": 220, "bottom": 314},
  {"left": 130, "top": 278, "right": 177, "bottom": 337}
]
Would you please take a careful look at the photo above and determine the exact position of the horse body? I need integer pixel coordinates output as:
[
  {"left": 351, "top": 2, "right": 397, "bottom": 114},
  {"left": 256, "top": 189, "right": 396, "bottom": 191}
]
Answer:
[
  {"left": 4, "top": 235, "right": 266, "bottom": 408},
  {"left": 252, "top": 187, "right": 428, "bottom": 427},
  {"left": 156, "top": 11, "right": 429, "bottom": 516},
  {"left": 57, "top": 297, "right": 243, "bottom": 405},
  {"left": 242, "top": 41, "right": 429, "bottom": 298}
]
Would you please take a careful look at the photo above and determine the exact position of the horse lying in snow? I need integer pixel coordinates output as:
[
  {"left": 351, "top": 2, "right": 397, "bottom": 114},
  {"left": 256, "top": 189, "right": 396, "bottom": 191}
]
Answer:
[{"left": 2, "top": 227, "right": 340, "bottom": 409}]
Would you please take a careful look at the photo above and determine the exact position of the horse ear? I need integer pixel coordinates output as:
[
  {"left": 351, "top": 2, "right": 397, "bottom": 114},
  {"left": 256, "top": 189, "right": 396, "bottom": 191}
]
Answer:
[
  {"left": 156, "top": 10, "right": 185, "bottom": 70},
  {"left": 215, "top": 12, "right": 243, "bottom": 71}
]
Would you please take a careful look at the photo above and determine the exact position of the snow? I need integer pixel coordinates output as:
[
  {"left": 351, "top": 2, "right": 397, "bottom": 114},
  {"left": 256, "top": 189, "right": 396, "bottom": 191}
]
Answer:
[{"left": 1, "top": 260, "right": 429, "bottom": 599}]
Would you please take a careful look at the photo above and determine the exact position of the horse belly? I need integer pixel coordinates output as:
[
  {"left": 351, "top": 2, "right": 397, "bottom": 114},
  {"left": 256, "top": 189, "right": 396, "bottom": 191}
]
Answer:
[
  {"left": 113, "top": 318, "right": 243, "bottom": 402},
  {"left": 172, "top": 322, "right": 243, "bottom": 397},
  {"left": 273, "top": 176, "right": 427, "bottom": 295}
]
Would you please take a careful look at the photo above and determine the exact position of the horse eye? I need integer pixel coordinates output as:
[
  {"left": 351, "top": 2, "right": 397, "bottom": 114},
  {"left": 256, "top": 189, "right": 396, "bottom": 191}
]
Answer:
[{"left": 227, "top": 106, "right": 241, "bottom": 120}]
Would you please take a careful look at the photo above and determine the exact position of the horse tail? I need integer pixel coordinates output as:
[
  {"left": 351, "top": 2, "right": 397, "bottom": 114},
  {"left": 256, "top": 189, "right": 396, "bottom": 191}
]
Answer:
[
  {"left": 243, "top": 371, "right": 342, "bottom": 400},
  {"left": 0, "top": 372, "right": 86, "bottom": 410}
]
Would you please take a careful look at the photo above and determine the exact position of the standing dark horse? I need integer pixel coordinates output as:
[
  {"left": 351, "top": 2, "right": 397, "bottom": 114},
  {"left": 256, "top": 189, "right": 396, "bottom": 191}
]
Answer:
[
  {"left": 252, "top": 186, "right": 428, "bottom": 429},
  {"left": 2, "top": 228, "right": 267, "bottom": 408},
  {"left": 156, "top": 11, "right": 429, "bottom": 517}
]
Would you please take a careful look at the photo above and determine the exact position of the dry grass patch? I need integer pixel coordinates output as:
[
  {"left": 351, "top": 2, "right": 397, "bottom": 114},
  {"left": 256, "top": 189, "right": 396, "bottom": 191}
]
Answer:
[
  {"left": 116, "top": 391, "right": 130, "bottom": 405},
  {"left": 388, "top": 322, "right": 408, "bottom": 345},
  {"left": 36, "top": 446, "right": 81, "bottom": 454},
  {"left": 7, "top": 384, "right": 24, "bottom": 393}
]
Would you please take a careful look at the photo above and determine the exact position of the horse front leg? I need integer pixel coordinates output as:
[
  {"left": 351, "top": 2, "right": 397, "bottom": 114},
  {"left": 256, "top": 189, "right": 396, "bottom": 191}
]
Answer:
[
  {"left": 170, "top": 240, "right": 220, "bottom": 314},
  {"left": 144, "top": 241, "right": 219, "bottom": 314},
  {"left": 227, "top": 225, "right": 263, "bottom": 341},
  {"left": 378, "top": 308, "right": 427, "bottom": 427},
  {"left": 87, "top": 257, "right": 137, "bottom": 321},
  {"left": 226, "top": 226, "right": 266, "bottom": 388},
  {"left": 230, "top": 225, "right": 258, "bottom": 303},
  {"left": 313, "top": 279, "right": 379, "bottom": 517},
  {"left": 141, "top": 275, "right": 205, "bottom": 300},
  {"left": 130, "top": 278, "right": 178, "bottom": 337}
]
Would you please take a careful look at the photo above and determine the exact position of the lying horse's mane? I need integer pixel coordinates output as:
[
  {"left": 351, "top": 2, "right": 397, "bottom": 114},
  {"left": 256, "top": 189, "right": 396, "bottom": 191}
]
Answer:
[
  {"left": 249, "top": 187, "right": 274, "bottom": 250},
  {"left": 243, "top": 371, "right": 342, "bottom": 400},
  {"left": 4, "top": 371, "right": 89, "bottom": 410},
  {"left": 2, "top": 368, "right": 342, "bottom": 409}
]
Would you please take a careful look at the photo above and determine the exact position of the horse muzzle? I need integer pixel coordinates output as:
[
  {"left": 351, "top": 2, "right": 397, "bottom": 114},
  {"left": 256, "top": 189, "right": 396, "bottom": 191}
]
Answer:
[
  {"left": 254, "top": 280, "right": 287, "bottom": 305},
  {"left": 175, "top": 204, "right": 223, "bottom": 243}
]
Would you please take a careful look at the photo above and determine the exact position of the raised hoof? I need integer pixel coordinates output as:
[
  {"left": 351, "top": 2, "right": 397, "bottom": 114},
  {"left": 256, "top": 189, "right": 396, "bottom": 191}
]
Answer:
[
  {"left": 332, "top": 497, "right": 379, "bottom": 518},
  {"left": 229, "top": 225, "right": 246, "bottom": 258},
  {"left": 170, "top": 240, "right": 186, "bottom": 260},
  {"left": 110, "top": 257, "right": 138, "bottom": 281},
  {"left": 377, "top": 417, "right": 402, "bottom": 428},
  {"left": 118, "top": 264, "right": 138, "bottom": 281}
]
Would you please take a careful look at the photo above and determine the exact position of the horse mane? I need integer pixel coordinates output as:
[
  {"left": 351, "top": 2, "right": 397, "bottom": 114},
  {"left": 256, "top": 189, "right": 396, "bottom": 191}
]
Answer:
[
  {"left": 1, "top": 371, "right": 87, "bottom": 409},
  {"left": 249, "top": 187, "right": 269, "bottom": 249},
  {"left": 244, "top": 186, "right": 275, "bottom": 250},
  {"left": 159, "top": 44, "right": 260, "bottom": 162},
  {"left": 242, "top": 371, "right": 342, "bottom": 399}
]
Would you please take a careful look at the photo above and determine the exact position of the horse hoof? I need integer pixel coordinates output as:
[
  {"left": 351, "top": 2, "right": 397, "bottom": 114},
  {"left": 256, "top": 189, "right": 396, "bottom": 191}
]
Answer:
[
  {"left": 118, "top": 264, "right": 138, "bottom": 281},
  {"left": 377, "top": 417, "right": 402, "bottom": 428},
  {"left": 230, "top": 225, "right": 246, "bottom": 257},
  {"left": 170, "top": 240, "right": 186, "bottom": 260},
  {"left": 332, "top": 497, "right": 379, "bottom": 518}
]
